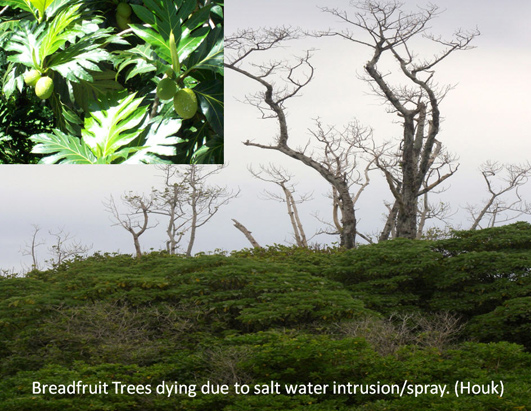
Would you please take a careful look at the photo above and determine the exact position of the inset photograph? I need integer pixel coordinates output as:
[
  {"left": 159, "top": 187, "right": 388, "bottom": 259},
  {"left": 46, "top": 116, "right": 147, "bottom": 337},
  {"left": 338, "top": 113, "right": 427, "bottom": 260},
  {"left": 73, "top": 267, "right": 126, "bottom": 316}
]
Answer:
[{"left": 0, "top": 0, "right": 223, "bottom": 164}]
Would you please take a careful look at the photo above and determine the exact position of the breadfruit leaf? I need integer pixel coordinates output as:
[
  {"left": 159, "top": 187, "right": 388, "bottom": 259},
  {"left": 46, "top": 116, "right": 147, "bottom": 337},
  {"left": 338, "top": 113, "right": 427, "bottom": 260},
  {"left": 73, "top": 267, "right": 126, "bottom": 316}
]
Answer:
[
  {"left": 81, "top": 92, "right": 146, "bottom": 159},
  {"left": 185, "top": 26, "right": 223, "bottom": 75},
  {"left": 0, "top": 0, "right": 33, "bottom": 13},
  {"left": 194, "top": 79, "right": 223, "bottom": 137},
  {"left": 30, "top": 129, "right": 97, "bottom": 164}
]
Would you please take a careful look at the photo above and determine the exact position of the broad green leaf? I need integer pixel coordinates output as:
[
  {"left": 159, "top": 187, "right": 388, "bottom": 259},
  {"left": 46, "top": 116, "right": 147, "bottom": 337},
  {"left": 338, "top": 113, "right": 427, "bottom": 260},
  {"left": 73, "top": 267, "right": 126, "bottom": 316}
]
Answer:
[
  {"left": 124, "top": 116, "right": 181, "bottom": 163},
  {"left": 47, "top": 44, "right": 111, "bottom": 82},
  {"left": 1, "top": 61, "right": 25, "bottom": 98},
  {"left": 210, "top": 3, "right": 223, "bottom": 23},
  {"left": 44, "top": 0, "right": 80, "bottom": 20},
  {"left": 176, "top": 26, "right": 208, "bottom": 64},
  {"left": 6, "top": 21, "right": 44, "bottom": 67},
  {"left": 71, "top": 70, "right": 124, "bottom": 113},
  {"left": 144, "top": 0, "right": 181, "bottom": 42},
  {"left": 128, "top": 24, "right": 171, "bottom": 63},
  {"left": 81, "top": 92, "right": 146, "bottom": 158},
  {"left": 181, "top": 4, "right": 212, "bottom": 35},
  {"left": 0, "top": 0, "right": 33, "bottom": 13},
  {"left": 61, "top": 103, "right": 83, "bottom": 136},
  {"left": 30, "top": 130, "right": 97, "bottom": 164},
  {"left": 176, "top": 0, "right": 196, "bottom": 20},
  {"left": 130, "top": 3, "right": 156, "bottom": 26},
  {"left": 185, "top": 26, "right": 223, "bottom": 75},
  {"left": 38, "top": 4, "right": 82, "bottom": 62},
  {"left": 115, "top": 44, "right": 159, "bottom": 81},
  {"left": 0, "top": 21, "right": 20, "bottom": 41},
  {"left": 29, "top": 0, "right": 54, "bottom": 20},
  {"left": 194, "top": 79, "right": 223, "bottom": 138},
  {"left": 191, "top": 135, "right": 223, "bottom": 164}
]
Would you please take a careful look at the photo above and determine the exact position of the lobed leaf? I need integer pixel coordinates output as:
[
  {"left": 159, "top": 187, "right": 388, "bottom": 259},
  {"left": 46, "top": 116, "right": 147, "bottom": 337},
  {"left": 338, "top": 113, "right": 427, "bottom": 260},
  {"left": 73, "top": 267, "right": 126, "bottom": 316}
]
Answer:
[
  {"left": 185, "top": 25, "right": 223, "bottom": 75},
  {"left": 81, "top": 92, "right": 146, "bottom": 159},
  {"left": 30, "top": 129, "right": 97, "bottom": 164},
  {"left": 194, "top": 79, "right": 224, "bottom": 137},
  {"left": 28, "top": 0, "right": 54, "bottom": 20},
  {"left": 124, "top": 115, "right": 181, "bottom": 163},
  {"left": 38, "top": 4, "right": 82, "bottom": 61},
  {"left": 0, "top": 0, "right": 33, "bottom": 12}
]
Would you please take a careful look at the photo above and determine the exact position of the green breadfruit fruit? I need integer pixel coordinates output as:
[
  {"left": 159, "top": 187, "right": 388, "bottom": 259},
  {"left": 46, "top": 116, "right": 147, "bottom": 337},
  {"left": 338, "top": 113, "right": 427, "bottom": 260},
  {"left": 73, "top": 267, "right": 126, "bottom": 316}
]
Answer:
[
  {"left": 117, "top": 2, "right": 132, "bottom": 18},
  {"left": 24, "top": 69, "right": 41, "bottom": 87},
  {"left": 156, "top": 78, "right": 177, "bottom": 100},
  {"left": 173, "top": 88, "right": 198, "bottom": 119},
  {"left": 116, "top": 13, "right": 131, "bottom": 30},
  {"left": 35, "top": 76, "right": 54, "bottom": 100}
]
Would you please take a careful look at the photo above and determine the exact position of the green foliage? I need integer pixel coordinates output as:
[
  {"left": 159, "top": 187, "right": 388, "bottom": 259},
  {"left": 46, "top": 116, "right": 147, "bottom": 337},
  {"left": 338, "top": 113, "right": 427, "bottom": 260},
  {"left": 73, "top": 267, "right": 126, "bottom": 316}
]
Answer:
[
  {"left": 326, "top": 223, "right": 531, "bottom": 332},
  {"left": 31, "top": 92, "right": 181, "bottom": 163},
  {"left": 2, "top": 225, "right": 531, "bottom": 409},
  {"left": 0, "top": 0, "right": 224, "bottom": 163},
  {"left": 327, "top": 239, "right": 441, "bottom": 313},
  {"left": 117, "top": 0, "right": 224, "bottom": 162},
  {"left": 0, "top": 92, "right": 53, "bottom": 163},
  {"left": 467, "top": 297, "right": 531, "bottom": 347}
]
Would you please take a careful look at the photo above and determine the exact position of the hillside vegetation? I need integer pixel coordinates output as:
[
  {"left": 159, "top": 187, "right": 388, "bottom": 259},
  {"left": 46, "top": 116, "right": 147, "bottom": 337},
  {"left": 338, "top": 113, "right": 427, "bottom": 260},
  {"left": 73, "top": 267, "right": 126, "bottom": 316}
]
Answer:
[{"left": 1, "top": 223, "right": 531, "bottom": 410}]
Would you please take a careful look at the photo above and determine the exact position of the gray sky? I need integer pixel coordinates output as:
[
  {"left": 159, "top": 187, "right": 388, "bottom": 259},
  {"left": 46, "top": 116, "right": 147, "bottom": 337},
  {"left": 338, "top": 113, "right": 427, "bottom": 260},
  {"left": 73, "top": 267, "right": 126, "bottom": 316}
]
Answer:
[{"left": 2, "top": 0, "right": 531, "bottom": 273}]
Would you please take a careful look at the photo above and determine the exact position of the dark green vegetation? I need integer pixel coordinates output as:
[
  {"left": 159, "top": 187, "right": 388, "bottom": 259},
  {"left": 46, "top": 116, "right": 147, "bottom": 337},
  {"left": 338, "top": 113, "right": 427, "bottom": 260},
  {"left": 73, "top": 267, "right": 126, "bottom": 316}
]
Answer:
[
  {"left": 0, "top": 0, "right": 223, "bottom": 164},
  {"left": 1, "top": 223, "right": 531, "bottom": 410}
]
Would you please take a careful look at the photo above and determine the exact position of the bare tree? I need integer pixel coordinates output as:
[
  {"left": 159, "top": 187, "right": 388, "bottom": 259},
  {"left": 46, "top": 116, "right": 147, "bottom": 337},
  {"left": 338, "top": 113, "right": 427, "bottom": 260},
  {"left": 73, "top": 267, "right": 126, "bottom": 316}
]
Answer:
[
  {"left": 226, "top": 28, "right": 376, "bottom": 248},
  {"left": 47, "top": 227, "right": 92, "bottom": 267},
  {"left": 416, "top": 191, "right": 454, "bottom": 239},
  {"left": 309, "top": 120, "right": 375, "bottom": 243},
  {"left": 104, "top": 192, "right": 157, "bottom": 258},
  {"left": 357, "top": 136, "right": 457, "bottom": 241},
  {"left": 466, "top": 161, "right": 531, "bottom": 230},
  {"left": 318, "top": 0, "right": 478, "bottom": 239},
  {"left": 183, "top": 165, "right": 239, "bottom": 257},
  {"left": 249, "top": 163, "right": 311, "bottom": 247},
  {"left": 151, "top": 165, "right": 190, "bottom": 255},
  {"left": 150, "top": 165, "right": 239, "bottom": 257},
  {"left": 21, "top": 224, "right": 45, "bottom": 270},
  {"left": 21, "top": 225, "right": 92, "bottom": 270}
]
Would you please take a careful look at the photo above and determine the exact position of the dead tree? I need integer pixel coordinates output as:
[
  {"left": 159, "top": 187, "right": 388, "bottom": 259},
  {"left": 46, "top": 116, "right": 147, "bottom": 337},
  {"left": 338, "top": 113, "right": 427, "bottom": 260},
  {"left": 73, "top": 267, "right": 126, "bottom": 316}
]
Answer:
[
  {"left": 226, "top": 28, "right": 373, "bottom": 248},
  {"left": 150, "top": 165, "right": 238, "bottom": 257},
  {"left": 318, "top": 0, "right": 478, "bottom": 239},
  {"left": 21, "top": 225, "right": 91, "bottom": 270},
  {"left": 232, "top": 219, "right": 261, "bottom": 248},
  {"left": 249, "top": 163, "right": 311, "bottom": 247},
  {"left": 21, "top": 224, "right": 45, "bottom": 270},
  {"left": 104, "top": 192, "right": 157, "bottom": 258},
  {"left": 47, "top": 227, "right": 92, "bottom": 267},
  {"left": 183, "top": 165, "right": 238, "bottom": 257},
  {"left": 309, "top": 120, "right": 375, "bottom": 243},
  {"left": 151, "top": 165, "right": 190, "bottom": 255},
  {"left": 374, "top": 143, "right": 457, "bottom": 241},
  {"left": 466, "top": 161, "right": 531, "bottom": 230}
]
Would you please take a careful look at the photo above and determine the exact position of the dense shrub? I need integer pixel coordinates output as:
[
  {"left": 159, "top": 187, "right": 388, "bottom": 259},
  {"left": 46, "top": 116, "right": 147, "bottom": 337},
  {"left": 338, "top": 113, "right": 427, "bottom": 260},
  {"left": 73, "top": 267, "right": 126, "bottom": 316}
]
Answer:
[{"left": 1, "top": 224, "right": 531, "bottom": 409}]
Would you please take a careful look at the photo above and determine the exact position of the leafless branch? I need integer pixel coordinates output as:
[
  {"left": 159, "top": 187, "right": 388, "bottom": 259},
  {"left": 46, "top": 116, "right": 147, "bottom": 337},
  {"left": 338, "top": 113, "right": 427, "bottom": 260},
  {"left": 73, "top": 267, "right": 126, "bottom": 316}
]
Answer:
[
  {"left": 232, "top": 219, "right": 261, "bottom": 248},
  {"left": 104, "top": 192, "right": 158, "bottom": 258},
  {"left": 467, "top": 161, "right": 531, "bottom": 230},
  {"left": 313, "top": 0, "right": 476, "bottom": 239}
]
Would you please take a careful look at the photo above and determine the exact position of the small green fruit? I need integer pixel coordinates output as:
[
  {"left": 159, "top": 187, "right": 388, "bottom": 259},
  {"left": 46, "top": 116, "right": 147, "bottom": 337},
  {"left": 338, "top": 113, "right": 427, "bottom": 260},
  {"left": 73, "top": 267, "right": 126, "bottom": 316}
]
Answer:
[
  {"left": 116, "top": 13, "right": 131, "bottom": 30},
  {"left": 24, "top": 69, "right": 41, "bottom": 87},
  {"left": 117, "top": 2, "right": 132, "bottom": 18},
  {"left": 173, "top": 88, "right": 198, "bottom": 119},
  {"left": 35, "top": 76, "right": 54, "bottom": 100},
  {"left": 156, "top": 78, "right": 177, "bottom": 100}
]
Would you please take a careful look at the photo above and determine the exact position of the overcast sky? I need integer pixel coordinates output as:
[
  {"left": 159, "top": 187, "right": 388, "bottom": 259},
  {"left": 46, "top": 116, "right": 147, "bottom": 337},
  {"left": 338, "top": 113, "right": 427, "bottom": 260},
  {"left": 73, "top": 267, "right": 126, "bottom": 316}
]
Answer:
[{"left": 2, "top": 0, "right": 531, "bottom": 273}]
